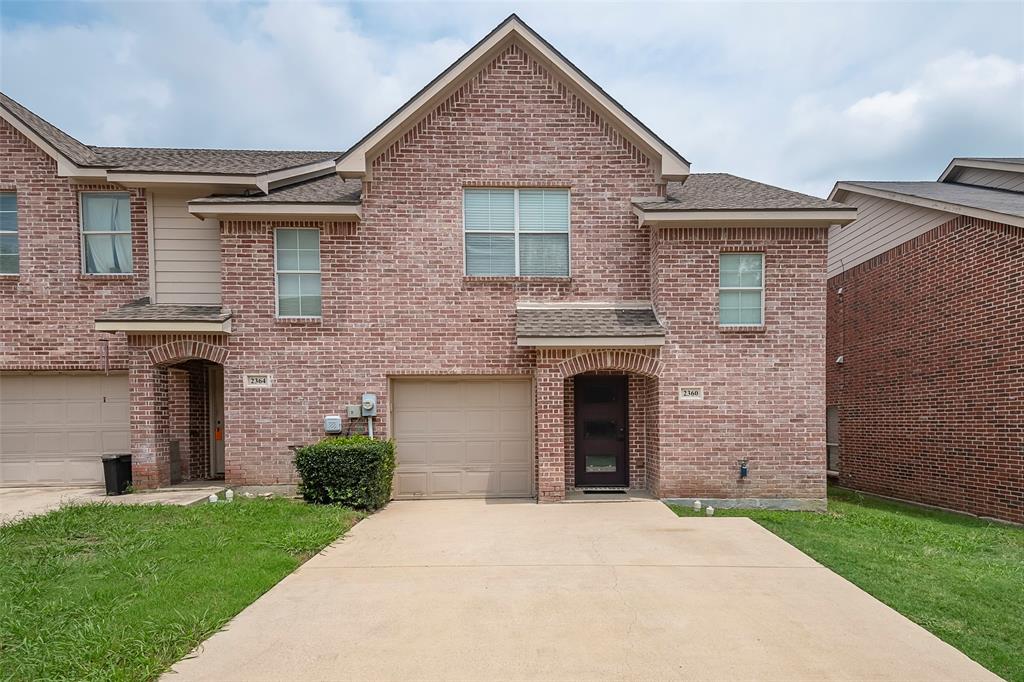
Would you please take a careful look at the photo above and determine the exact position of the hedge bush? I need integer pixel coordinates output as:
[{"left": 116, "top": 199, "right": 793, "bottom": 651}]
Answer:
[{"left": 294, "top": 436, "right": 395, "bottom": 510}]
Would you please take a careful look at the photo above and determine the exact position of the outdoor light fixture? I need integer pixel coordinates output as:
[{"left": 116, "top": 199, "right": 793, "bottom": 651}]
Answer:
[{"left": 738, "top": 459, "right": 749, "bottom": 479}]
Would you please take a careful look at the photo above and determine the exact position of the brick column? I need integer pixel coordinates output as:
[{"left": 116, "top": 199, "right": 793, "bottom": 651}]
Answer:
[
  {"left": 130, "top": 357, "right": 171, "bottom": 489},
  {"left": 535, "top": 360, "right": 566, "bottom": 503}
]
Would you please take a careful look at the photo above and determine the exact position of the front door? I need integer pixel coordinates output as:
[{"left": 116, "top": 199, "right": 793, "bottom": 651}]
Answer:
[
  {"left": 208, "top": 366, "right": 225, "bottom": 478},
  {"left": 574, "top": 375, "right": 628, "bottom": 487}
]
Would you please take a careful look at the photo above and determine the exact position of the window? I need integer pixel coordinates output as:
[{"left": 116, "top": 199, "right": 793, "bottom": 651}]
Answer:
[
  {"left": 719, "top": 253, "right": 764, "bottom": 325},
  {"left": 81, "top": 192, "right": 132, "bottom": 274},
  {"left": 0, "top": 192, "right": 16, "bottom": 274},
  {"left": 826, "top": 406, "right": 840, "bottom": 471},
  {"left": 464, "top": 188, "right": 569, "bottom": 277},
  {"left": 275, "top": 228, "right": 321, "bottom": 318}
]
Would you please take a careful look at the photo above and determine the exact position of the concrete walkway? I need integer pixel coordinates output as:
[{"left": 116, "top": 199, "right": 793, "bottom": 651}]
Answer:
[
  {"left": 167, "top": 499, "right": 997, "bottom": 681},
  {"left": 0, "top": 484, "right": 226, "bottom": 523}
]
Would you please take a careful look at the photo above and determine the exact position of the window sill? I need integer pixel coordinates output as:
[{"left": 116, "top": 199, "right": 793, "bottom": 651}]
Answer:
[
  {"left": 0, "top": 274, "right": 20, "bottom": 281},
  {"left": 78, "top": 273, "right": 135, "bottom": 281},
  {"left": 275, "top": 317, "right": 323, "bottom": 325},
  {"left": 718, "top": 324, "right": 766, "bottom": 334},
  {"left": 463, "top": 276, "right": 572, "bottom": 284}
]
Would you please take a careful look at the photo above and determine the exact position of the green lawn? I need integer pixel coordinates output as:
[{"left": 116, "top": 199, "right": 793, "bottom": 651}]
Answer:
[
  {"left": 0, "top": 498, "right": 361, "bottom": 681},
  {"left": 671, "top": 487, "right": 1024, "bottom": 681}
]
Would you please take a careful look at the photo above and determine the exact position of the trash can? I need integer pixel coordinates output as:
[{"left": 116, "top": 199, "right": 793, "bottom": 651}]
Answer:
[{"left": 102, "top": 453, "right": 133, "bottom": 495}]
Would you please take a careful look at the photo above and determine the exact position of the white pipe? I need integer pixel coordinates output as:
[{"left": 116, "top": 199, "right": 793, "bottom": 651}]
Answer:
[{"left": 368, "top": 416, "right": 374, "bottom": 438}]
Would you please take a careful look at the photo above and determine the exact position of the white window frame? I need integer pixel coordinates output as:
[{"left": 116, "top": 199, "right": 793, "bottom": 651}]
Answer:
[
  {"left": 462, "top": 188, "right": 571, "bottom": 277},
  {"left": 80, "top": 191, "right": 133, "bottom": 275},
  {"left": 0, "top": 192, "right": 17, "bottom": 275},
  {"left": 718, "top": 252, "right": 765, "bottom": 327},
  {"left": 273, "top": 227, "right": 322, "bottom": 319}
]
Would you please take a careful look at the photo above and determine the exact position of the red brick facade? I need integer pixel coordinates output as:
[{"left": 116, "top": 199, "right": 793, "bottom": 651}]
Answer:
[
  {"left": 0, "top": 118, "right": 148, "bottom": 372},
  {"left": 2, "top": 43, "right": 832, "bottom": 504},
  {"left": 827, "top": 216, "right": 1024, "bottom": 523}
]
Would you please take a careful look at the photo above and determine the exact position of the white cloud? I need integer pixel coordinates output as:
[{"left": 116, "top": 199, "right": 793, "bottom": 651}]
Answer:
[{"left": 1, "top": 1, "right": 1022, "bottom": 195}]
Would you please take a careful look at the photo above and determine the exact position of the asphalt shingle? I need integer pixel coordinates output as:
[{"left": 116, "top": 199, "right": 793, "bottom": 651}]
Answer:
[
  {"left": 193, "top": 175, "right": 362, "bottom": 204},
  {"left": 634, "top": 173, "right": 847, "bottom": 211},
  {"left": 843, "top": 181, "right": 1024, "bottom": 220},
  {"left": 516, "top": 307, "right": 664, "bottom": 338},
  {"left": 96, "top": 298, "right": 231, "bottom": 323}
]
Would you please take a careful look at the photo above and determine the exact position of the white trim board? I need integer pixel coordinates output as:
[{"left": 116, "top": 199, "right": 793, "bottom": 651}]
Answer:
[
  {"left": 95, "top": 319, "right": 232, "bottom": 334},
  {"left": 517, "top": 336, "right": 664, "bottom": 348}
]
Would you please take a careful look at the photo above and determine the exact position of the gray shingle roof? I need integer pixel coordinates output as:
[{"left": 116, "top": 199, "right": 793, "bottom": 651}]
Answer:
[
  {"left": 957, "top": 157, "right": 1024, "bottom": 164},
  {"left": 1, "top": 92, "right": 339, "bottom": 175},
  {"left": 517, "top": 306, "right": 664, "bottom": 338},
  {"left": 634, "top": 173, "right": 847, "bottom": 211},
  {"left": 96, "top": 298, "right": 231, "bottom": 322},
  {"left": 193, "top": 175, "right": 362, "bottom": 204},
  {"left": 843, "top": 181, "right": 1024, "bottom": 219},
  {"left": 92, "top": 147, "right": 339, "bottom": 175}
]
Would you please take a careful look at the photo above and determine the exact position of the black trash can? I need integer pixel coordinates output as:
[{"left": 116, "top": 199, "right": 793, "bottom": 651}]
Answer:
[{"left": 102, "top": 454, "right": 133, "bottom": 495}]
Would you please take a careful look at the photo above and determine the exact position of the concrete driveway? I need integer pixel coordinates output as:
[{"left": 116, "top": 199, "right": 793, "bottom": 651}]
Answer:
[{"left": 167, "top": 498, "right": 997, "bottom": 681}]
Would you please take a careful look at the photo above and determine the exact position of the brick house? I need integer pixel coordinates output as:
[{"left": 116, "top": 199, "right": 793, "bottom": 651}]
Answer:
[
  {"left": 0, "top": 16, "right": 856, "bottom": 504},
  {"left": 827, "top": 158, "right": 1024, "bottom": 523}
]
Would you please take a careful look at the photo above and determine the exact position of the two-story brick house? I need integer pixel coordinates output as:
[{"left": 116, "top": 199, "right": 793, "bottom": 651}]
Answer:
[
  {"left": 0, "top": 16, "right": 855, "bottom": 504},
  {"left": 827, "top": 158, "right": 1023, "bottom": 523}
]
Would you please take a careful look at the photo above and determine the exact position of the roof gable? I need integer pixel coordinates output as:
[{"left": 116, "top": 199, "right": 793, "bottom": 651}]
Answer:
[{"left": 336, "top": 15, "right": 690, "bottom": 182}]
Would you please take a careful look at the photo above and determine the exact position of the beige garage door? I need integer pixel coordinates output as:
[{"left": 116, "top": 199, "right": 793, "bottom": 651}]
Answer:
[
  {"left": 0, "top": 373, "right": 130, "bottom": 486},
  {"left": 392, "top": 378, "right": 533, "bottom": 499}
]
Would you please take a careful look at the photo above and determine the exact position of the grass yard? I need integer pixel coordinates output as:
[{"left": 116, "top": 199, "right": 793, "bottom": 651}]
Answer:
[
  {"left": 671, "top": 487, "right": 1024, "bottom": 681},
  {"left": 0, "top": 497, "right": 360, "bottom": 681}
]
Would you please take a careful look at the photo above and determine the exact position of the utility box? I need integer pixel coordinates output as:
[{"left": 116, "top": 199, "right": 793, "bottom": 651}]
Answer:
[
  {"left": 323, "top": 415, "right": 343, "bottom": 434},
  {"left": 346, "top": 404, "right": 361, "bottom": 419},
  {"left": 361, "top": 393, "right": 378, "bottom": 417}
]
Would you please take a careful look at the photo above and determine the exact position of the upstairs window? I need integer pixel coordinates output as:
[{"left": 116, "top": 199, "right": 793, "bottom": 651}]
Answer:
[
  {"left": 719, "top": 253, "right": 764, "bottom": 326},
  {"left": 81, "top": 192, "right": 132, "bottom": 274},
  {"left": 464, "top": 188, "right": 569, "bottom": 277},
  {"left": 0, "top": 192, "right": 16, "bottom": 274},
  {"left": 275, "top": 228, "right": 321, "bottom": 318}
]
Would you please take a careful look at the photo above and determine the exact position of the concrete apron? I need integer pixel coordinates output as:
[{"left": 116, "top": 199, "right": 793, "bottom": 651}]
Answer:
[{"left": 167, "top": 498, "right": 998, "bottom": 682}]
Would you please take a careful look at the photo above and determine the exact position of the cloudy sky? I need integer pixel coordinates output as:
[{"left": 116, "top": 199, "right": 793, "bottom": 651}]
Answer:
[{"left": 2, "top": 1, "right": 1022, "bottom": 196}]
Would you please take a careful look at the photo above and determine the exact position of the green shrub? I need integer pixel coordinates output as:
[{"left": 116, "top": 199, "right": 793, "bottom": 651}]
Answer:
[{"left": 294, "top": 436, "right": 395, "bottom": 510}]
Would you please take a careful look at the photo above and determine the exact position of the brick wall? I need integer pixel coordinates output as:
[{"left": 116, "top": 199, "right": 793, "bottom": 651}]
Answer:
[
  {"left": 827, "top": 216, "right": 1023, "bottom": 523},
  {"left": 214, "top": 42, "right": 661, "bottom": 485},
  {"left": 652, "top": 226, "right": 829, "bottom": 501},
  {"left": 0, "top": 118, "right": 149, "bottom": 372}
]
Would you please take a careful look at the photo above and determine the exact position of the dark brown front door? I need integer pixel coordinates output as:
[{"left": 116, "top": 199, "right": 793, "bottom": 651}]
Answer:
[{"left": 574, "top": 375, "right": 629, "bottom": 487}]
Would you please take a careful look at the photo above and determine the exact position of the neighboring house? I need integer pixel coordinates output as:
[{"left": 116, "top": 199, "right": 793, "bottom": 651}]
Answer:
[
  {"left": 0, "top": 16, "right": 856, "bottom": 504},
  {"left": 828, "top": 158, "right": 1024, "bottom": 523}
]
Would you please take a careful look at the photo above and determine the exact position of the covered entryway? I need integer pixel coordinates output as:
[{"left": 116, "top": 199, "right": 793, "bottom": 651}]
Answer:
[
  {"left": 391, "top": 378, "right": 533, "bottom": 499},
  {"left": 0, "top": 373, "right": 129, "bottom": 486}
]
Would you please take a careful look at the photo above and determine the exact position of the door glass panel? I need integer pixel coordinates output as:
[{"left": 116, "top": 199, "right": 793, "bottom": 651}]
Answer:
[
  {"left": 583, "top": 419, "right": 617, "bottom": 438},
  {"left": 585, "top": 455, "right": 617, "bottom": 473}
]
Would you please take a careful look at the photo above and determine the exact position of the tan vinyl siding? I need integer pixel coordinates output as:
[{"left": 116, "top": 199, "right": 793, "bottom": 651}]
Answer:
[
  {"left": 828, "top": 192, "right": 953, "bottom": 277},
  {"left": 152, "top": 190, "right": 222, "bottom": 304},
  {"left": 953, "top": 167, "right": 1024, "bottom": 193}
]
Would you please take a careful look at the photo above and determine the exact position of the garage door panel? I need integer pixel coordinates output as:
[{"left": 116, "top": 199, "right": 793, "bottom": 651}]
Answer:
[
  {"left": 394, "top": 471, "right": 428, "bottom": 497},
  {"left": 393, "top": 378, "right": 533, "bottom": 499},
  {"left": 499, "top": 470, "right": 532, "bottom": 496},
  {"left": 101, "top": 399, "right": 129, "bottom": 425},
  {"left": 0, "top": 373, "right": 129, "bottom": 486},
  {"left": 464, "top": 409, "right": 497, "bottom": 433},
  {"left": 499, "top": 407, "right": 531, "bottom": 433},
  {"left": 427, "top": 440, "right": 465, "bottom": 466},
  {"left": 67, "top": 401, "right": 101, "bottom": 425},
  {"left": 429, "top": 471, "right": 463, "bottom": 496},
  {"left": 500, "top": 439, "right": 531, "bottom": 464},
  {"left": 465, "top": 439, "right": 498, "bottom": 465}
]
